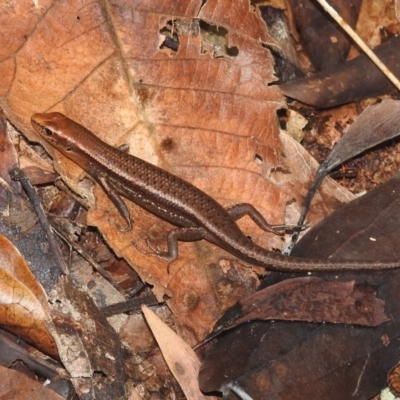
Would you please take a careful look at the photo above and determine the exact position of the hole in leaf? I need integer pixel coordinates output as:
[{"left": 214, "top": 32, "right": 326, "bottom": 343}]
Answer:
[
  {"left": 161, "top": 138, "right": 176, "bottom": 152},
  {"left": 200, "top": 20, "right": 239, "bottom": 58},
  {"left": 254, "top": 154, "right": 263, "bottom": 164},
  {"left": 159, "top": 20, "right": 180, "bottom": 52},
  {"left": 276, "top": 108, "right": 288, "bottom": 130},
  {"left": 159, "top": 19, "right": 200, "bottom": 54}
]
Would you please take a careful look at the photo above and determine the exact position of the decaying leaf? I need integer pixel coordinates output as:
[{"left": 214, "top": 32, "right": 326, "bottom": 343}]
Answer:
[
  {"left": 204, "top": 277, "right": 388, "bottom": 343},
  {"left": 48, "top": 276, "right": 126, "bottom": 399},
  {"left": 0, "top": 108, "right": 63, "bottom": 292},
  {"left": 0, "top": 234, "right": 57, "bottom": 358},
  {"left": 259, "top": 6, "right": 303, "bottom": 82}
]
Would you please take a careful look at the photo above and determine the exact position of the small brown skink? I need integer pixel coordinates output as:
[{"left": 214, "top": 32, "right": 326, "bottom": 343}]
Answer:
[{"left": 31, "top": 112, "right": 400, "bottom": 272}]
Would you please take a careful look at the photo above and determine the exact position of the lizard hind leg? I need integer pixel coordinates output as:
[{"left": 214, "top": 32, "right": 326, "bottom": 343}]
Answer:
[
  {"left": 225, "top": 203, "right": 295, "bottom": 235},
  {"left": 133, "top": 227, "right": 208, "bottom": 263}
]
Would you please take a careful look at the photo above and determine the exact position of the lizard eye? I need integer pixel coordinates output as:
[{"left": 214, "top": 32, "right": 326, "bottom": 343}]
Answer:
[{"left": 43, "top": 127, "right": 53, "bottom": 136}]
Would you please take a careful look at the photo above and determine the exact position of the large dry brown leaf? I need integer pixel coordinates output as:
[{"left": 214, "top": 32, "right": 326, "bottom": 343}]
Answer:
[{"left": 0, "top": 0, "right": 353, "bottom": 343}]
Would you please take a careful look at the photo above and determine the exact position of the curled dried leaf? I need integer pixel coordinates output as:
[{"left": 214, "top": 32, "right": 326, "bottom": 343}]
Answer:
[{"left": 0, "top": 234, "right": 57, "bottom": 358}]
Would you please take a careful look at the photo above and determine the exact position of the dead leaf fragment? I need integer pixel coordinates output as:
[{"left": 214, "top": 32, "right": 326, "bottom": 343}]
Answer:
[
  {"left": 0, "top": 364, "right": 64, "bottom": 400},
  {"left": 0, "top": 108, "right": 20, "bottom": 191},
  {"left": 49, "top": 276, "right": 126, "bottom": 399},
  {"left": 142, "top": 305, "right": 217, "bottom": 400},
  {"left": 0, "top": 234, "right": 57, "bottom": 358},
  {"left": 388, "top": 362, "right": 400, "bottom": 396},
  {"left": 319, "top": 99, "right": 400, "bottom": 173},
  {"left": 292, "top": 172, "right": 400, "bottom": 262}
]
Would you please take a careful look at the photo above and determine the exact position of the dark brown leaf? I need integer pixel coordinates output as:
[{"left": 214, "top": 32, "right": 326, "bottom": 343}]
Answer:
[
  {"left": 279, "top": 35, "right": 400, "bottom": 107},
  {"left": 292, "top": 173, "right": 400, "bottom": 261},
  {"left": 288, "top": 0, "right": 362, "bottom": 71},
  {"left": 0, "top": 329, "right": 63, "bottom": 380},
  {"left": 205, "top": 277, "right": 388, "bottom": 341},
  {"left": 0, "top": 179, "right": 62, "bottom": 292}
]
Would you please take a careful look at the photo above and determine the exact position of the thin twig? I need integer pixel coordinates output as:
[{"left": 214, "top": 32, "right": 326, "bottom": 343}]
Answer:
[
  {"left": 10, "top": 167, "right": 69, "bottom": 275},
  {"left": 101, "top": 295, "right": 159, "bottom": 317}
]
